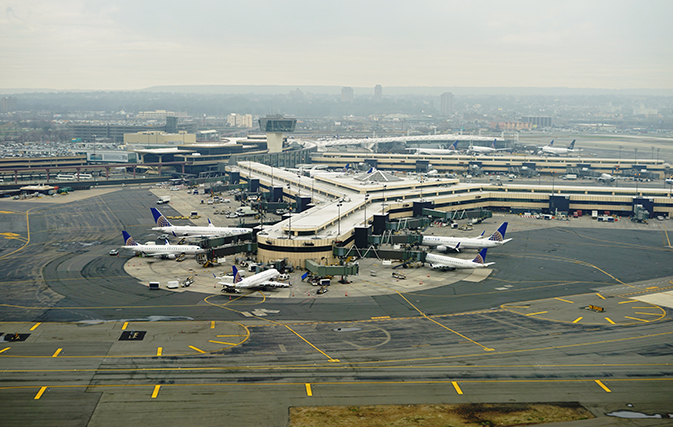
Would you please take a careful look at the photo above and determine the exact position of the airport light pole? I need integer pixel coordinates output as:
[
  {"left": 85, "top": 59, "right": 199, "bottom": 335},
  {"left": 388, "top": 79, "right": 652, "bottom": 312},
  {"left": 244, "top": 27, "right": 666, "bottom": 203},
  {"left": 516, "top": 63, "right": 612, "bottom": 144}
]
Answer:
[
  {"left": 363, "top": 194, "right": 369, "bottom": 226},
  {"left": 337, "top": 200, "right": 343, "bottom": 237},
  {"left": 286, "top": 184, "right": 292, "bottom": 239},
  {"left": 381, "top": 184, "right": 387, "bottom": 213}
]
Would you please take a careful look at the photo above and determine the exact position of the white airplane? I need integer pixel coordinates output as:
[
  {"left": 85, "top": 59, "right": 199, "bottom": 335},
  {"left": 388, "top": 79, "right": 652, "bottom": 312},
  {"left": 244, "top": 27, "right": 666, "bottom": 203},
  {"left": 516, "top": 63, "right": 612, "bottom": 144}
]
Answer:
[
  {"left": 406, "top": 140, "right": 459, "bottom": 155},
  {"left": 666, "top": 178, "right": 673, "bottom": 185},
  {"left": 219, "top": 265, "right": 290, "bottom": 293},
  {"left": 151, "top": 208, "right": 252, "bottom": 238},
  {"left": 121, "top": 231, "right": 203, "bottom": 259},
  {"left": 540, "top": 140, "right": 582, "bottom": 156},
  {"left": 467, "top": 139, "right": 509, "bottom": 155},
  {"left": 597, "top": 173, "right": 615, "bottom": 183},
  {"left": 425, "top": 248, "right": 494, "bottom": 270},
  {"left": 422, "top": 222, "right": 511, "bottom": 252}
]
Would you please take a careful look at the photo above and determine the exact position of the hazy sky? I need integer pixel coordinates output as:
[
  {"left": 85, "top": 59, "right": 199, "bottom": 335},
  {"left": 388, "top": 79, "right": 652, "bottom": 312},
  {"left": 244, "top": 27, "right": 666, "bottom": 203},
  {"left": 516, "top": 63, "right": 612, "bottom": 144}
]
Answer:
[{"left": 2, "top": 0, "right": 672, "bottom": 91}]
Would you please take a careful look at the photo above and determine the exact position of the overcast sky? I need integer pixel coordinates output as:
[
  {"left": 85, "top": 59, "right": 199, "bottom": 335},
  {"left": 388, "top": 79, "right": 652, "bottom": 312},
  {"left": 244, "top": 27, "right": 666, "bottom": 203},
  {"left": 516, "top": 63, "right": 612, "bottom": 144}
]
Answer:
[{"left": 1, "top": 0, "right": 672, "bottom": 91}]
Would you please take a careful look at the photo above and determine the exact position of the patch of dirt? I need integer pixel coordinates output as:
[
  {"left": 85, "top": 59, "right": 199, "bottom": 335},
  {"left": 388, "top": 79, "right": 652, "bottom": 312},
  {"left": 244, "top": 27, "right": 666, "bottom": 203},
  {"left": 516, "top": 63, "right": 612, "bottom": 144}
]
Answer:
[{"left": 289, "top": 402, "right": 594, "bottom": 426}]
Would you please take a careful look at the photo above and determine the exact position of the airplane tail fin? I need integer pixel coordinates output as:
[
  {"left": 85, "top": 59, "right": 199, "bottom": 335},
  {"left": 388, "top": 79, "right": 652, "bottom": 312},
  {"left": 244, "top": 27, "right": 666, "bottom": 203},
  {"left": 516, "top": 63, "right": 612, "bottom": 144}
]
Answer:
[
  {"left": 151, "top": 208, "right": 172, "bottom": 227},
  {"left": 548, "top": 140, "right": 554, "bottom": 146},
  {"left": 366, "top": 167, "right": 376, "bottom": 174},
  {"left": 122, "top": 231, "right": 137, "bottom": 246},
  {"left": 492, "top": 139, "right": 497, "bottom": 148},
  {"left": 449, "top": 140, "right": 458, "bottom": 150},
  {"left": 208, "top": 218, "right": 214, "bottom": 227},
  {"left": 568, "top": 140, "right": 576, "bottom": 149},
  {"left": 232, "top": 266, "right": 242, "bottom": 284},
  {"left": 488, "top": 222, "right": 508, "bottom": 242},
  {"left": 472, "top": 248, "right": 488, "bottom": 264}
]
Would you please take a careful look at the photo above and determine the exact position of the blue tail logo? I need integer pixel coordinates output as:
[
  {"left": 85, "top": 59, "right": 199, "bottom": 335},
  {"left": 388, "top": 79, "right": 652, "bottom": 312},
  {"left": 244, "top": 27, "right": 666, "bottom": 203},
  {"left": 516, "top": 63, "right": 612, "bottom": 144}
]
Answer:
[
  {"left": 488, "top": 222, "right": 508, "bottom": 242},
  {"left": 151, "top": 208, "right": 172, "bottom": 228},
  {"left": 472, "top": 248, "right": 488, "bottom": 264},
  {"left": 232, "top": 266, "right": 242, "bottom": 284},
  {"left": 122, "top": 231, "right": 137, "bottom": 246},
  {"left": 568, "top": 139, "right": 576, "bottom": 149},
  {"left": 449, "top": 140, "right": 458, "bottom": 150}
]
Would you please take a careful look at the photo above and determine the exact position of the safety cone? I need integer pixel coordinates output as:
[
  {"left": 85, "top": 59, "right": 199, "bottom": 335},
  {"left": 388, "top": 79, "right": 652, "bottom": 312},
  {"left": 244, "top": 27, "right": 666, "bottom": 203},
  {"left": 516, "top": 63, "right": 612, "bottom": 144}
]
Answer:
[
  {"left": 229, "top": 296, "right": 231, "bottom": 301},
  {"left": 345, "top": 291, "right": 348, "bottom": 296}
]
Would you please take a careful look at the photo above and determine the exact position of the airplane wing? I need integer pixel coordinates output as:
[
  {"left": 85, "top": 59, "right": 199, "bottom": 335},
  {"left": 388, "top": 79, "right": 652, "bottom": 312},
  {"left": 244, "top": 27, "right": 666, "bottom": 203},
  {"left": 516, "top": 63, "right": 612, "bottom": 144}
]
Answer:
[{"left": 256, "top": 280, "right": 291, "bottom": 289}]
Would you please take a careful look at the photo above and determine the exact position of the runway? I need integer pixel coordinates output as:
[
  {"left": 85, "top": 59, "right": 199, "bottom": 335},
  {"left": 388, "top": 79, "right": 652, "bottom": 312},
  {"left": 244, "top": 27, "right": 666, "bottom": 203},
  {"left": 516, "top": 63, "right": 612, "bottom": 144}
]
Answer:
[{"left": 1, "top": 187, "right": 672, "bottom": 426}]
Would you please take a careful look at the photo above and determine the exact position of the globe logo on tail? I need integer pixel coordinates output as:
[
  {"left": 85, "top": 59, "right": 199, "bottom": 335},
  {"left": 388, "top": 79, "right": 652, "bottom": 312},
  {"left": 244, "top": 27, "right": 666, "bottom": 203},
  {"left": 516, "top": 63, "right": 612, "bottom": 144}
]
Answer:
[
  {"left": 489, "top": 231, "right": 504, "bottom": 242},
  {"left": 157, "top": 216, "right": 171, "bottom": 228},
  {"left": 474, "top": 253, "right": 484, "bottom": 264}
]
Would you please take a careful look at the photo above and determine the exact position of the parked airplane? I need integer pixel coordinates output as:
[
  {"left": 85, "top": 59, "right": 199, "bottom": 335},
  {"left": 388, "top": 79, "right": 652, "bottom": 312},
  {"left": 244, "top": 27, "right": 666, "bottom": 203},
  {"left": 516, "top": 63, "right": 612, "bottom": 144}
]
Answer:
[
  {"left": 421, "top": 222, "right": 511, "bottom": 252},
  {"left": 666, "top": 178, "right": 673, "bottom": 185},
  {"left": 597, "top": 173, "right": 616, "bottom": 183},
  {"left": 540, "top": 140, "right": 582, "bottom": 156},
  {"left": 406, "top": 140, "right": 459, "bottom": 155},
  {"left": 467, "top": 139, "right": 509, "bottom": 155},
  {"left": 218, "top": 265, "right": 290, "bottom": 293},
  {"left": 120, "top": 231, "right": 203, "bottom": 259},
  {"left": 151, "top": 208, "right": 252, "bottom": 238},
  {"left": 425, "top": 248, "right": 494, "bottom": 270}
]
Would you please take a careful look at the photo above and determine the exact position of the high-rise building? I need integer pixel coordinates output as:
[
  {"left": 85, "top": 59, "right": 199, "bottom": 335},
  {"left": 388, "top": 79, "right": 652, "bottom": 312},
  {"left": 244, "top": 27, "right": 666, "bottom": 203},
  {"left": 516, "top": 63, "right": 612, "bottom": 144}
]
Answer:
[
  {"left": 374, "top": 85, "right": 382, "bottom": 102},
  {"left": 521, "top": 116, "right": 553, "bottom": 128},
  {"left": 1, "top": 97, "right": 17, "bottom": 113},
  {"left": 341, "top": 87, "right": 354, "bottom": 103},
  {"left": 440, "top": 92, "right": 454, "bottom": 116}
]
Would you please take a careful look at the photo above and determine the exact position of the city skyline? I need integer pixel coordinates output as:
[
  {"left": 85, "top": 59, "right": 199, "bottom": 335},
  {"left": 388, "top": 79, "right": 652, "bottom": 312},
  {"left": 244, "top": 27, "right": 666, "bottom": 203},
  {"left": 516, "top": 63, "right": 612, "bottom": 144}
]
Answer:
[{"left": 1, "top": 0, "right": 672, "bottom": 91}]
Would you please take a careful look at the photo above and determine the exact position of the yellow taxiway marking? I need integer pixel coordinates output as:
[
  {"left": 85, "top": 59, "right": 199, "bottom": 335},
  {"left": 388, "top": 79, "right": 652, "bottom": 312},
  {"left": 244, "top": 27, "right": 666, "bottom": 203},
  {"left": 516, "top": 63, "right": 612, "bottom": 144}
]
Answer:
[
  {"left": 151, "top": 385, "right": 161, "bottom": 399},
  {"left": 618, "top": 300, "right": 636, "bottom": 304},
  {"left": 51, "top": 348, "right": 62, "bottom": 358},
  {"left": 625, "top": 316, "right": 648, "bottom": 322},
  {"left": 596, "top": 293, "right": 606, "bottom": 300},
  {"left": 305, "top": 383, "right": 313, "bottom": 396},
  {"left": 646, "top": 286, "right": 659, "bottom": 290},
  {"left": 635, "top": 312, "right": 662, "bottom": 316},
  {"left": 595, "top": 380, "right": 611, "bottom": 392},
  {"left": 0, "top": 347, "right": 10, "bottom": 354},
  {"left": 285, "top": 325, "right": 340, "bottom": 362},
  {"left": 452, "top": 381, "right": 463, "bottom": 395},
  {"left": 34, "top": 386, "right": 48, "bottom": 400},
  {"left": 526, "top": 311, "right": 548, "bottom": 316},
  {"left": 555, "top": 298, "right": 574, "bottom": 303},
  {"left": 394, "top": 290, "right": 495, "bottom": 351},
  {"left": 209, "top": 340, "right": 236, "bottom": 345},
  {"left": 371, "top": 316, "right": 391, "bottom": 320},
  {"left": 211, "top": 321, "right": 215, "bottom": 329},
  {"left": 215, "top": 335, "right": 247, "bottom": 337},
  {"left": 121, "top": 322, "right": 128, "bottom": 330},
  {"left": 29, "top": 323, "right": 41, "bottom": 331},
  {"left": 572, "top": 317, "right": 583, "bottom": 324},
  {"left": 605, "top": 317, "right": 615, "bottom": 324},
  {"left": 156, "top": 347, "right": 162, "bottom": 356},
  {"left": 189, "top": 346, "right": 206, "bottom": 354}
]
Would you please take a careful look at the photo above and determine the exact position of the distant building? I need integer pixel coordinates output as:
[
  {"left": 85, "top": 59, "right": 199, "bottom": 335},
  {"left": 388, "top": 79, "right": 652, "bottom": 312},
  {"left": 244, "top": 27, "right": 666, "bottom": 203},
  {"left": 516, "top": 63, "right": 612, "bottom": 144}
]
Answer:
[
  {"left": 137, "top": 110, "right": 188, "bottom": 120},
  {"left": 227, "top": 113, "right": 254, "bottom": 128},
  {"left": 374, "top": 85, "right": 382, "bottom": 102},
  {"left": 490, "top": 121, "right": 533, "bottom": 131},
  {"left": 1, "top": 97, "right": 17, "bottom": 113},
  {"left": 165, "top": 116, "right": 178, "bottom": 133},
  {"left": 440, "top": 92, "right": 454, "bottom": 116},
  {"left": 521, "top": 116, "right": 553, "bottom": 128},
  {"left": 123, "top": 131, "right": 196, "bottom": 147},
  {"left": 341, "top": 87, "right": 354, "bottom": 103}
]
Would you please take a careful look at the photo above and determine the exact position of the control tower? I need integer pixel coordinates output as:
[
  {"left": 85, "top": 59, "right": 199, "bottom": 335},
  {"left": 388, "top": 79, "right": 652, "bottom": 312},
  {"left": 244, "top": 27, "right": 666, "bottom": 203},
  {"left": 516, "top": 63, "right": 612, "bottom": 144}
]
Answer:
[{"left": 258, "top": 115, "right": 297, "bottom": 153}]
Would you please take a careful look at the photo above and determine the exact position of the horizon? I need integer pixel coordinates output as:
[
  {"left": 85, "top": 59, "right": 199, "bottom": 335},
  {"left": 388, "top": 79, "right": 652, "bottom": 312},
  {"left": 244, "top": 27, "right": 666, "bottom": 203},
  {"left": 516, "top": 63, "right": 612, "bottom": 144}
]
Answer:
[{"left": 1, "top": 1, "right": 672, "bottom": 92}]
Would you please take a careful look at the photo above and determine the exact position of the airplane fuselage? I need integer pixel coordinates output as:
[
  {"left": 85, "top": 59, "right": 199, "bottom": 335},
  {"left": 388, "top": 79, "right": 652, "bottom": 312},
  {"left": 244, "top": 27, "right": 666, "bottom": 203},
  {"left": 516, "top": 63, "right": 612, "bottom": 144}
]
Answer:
[
  {"left": 122, "top": 244, "right": 202, "bottom": 256},
  {"left": 422, "top": 235, "right": 508, "bottom": 250},
  {"left": 425, "top": 253, "right": 492, "bottom": 269},
  {"left": 152, "top": 225, "right": 252, "bottom": 237}
]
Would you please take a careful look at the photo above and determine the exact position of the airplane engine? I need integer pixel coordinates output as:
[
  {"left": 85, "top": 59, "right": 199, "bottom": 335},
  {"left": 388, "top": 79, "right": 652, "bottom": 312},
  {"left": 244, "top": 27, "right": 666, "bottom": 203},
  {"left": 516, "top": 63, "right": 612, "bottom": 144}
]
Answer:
[
  {"left": 164, "top": 254, "right": 176, "bottom": 260},
  {"left": 437, "top": 245, "right": 448, "bottom": 252}
]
